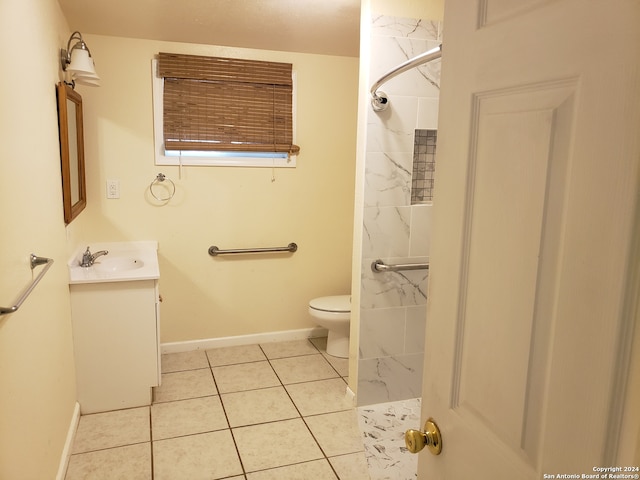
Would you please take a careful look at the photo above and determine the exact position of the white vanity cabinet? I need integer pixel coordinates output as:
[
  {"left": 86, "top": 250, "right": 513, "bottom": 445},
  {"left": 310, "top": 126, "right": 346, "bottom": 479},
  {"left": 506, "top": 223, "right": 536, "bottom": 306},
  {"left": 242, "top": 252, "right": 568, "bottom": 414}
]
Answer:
[{"left": 68, "top": 242, "right": 161, "bottom": 414}]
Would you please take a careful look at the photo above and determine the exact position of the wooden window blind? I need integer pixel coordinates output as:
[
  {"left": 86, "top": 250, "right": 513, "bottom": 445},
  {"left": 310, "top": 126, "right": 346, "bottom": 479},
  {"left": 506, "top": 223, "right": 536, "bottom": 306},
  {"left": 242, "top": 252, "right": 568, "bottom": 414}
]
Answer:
[{"left": 157, "top": 52, "right": 300, "bottom": 155}]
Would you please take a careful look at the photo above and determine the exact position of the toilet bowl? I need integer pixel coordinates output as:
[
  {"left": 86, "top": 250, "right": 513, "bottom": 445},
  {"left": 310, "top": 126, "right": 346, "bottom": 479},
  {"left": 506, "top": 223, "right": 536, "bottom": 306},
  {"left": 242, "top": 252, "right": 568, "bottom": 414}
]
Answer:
[{"left": 308, "top": 295, "right": 351, "bottom": 358}]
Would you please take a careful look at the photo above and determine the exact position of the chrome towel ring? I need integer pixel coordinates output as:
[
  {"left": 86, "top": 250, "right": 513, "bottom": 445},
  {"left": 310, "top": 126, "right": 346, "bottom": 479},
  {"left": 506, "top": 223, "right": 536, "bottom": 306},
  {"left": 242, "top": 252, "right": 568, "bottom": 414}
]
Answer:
[{"left": 150, "top": 173, "right": 175, "bottom": 202}]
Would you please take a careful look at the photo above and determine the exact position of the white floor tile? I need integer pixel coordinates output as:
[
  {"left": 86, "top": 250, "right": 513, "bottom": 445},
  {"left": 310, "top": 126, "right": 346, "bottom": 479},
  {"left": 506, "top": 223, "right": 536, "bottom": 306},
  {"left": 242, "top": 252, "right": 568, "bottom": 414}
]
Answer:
[
  {"left": 65, "top": 443, "right": 151, "bottom": 480},
  {"left": 72, "top": 407, "right": 150, "bottom": 454},
  {"left": 66, "top": 338, "right": 390, "bottom": 480},
  {"left": 285, "top": 378, "right": 352, "bottom": 416},
  {"left": 233, "top": 418, "right": 323, "bottom": 472},
  {"left": 161, "top": 350, "right": 209, "bottom": 373},
  {"left": 246, "top": 459, "right": 338, "bottom": 479},
  {"left": 212, "top": 360, "right": 280, "bottom": 393},
  {"left": 329, "top": 452, "right": 371, "bottom": 480},
  {"left": 305, "top": 410, "right": 365, "bottom": 457},
  {"left": 259, "top": 339, "right": 319, "bottom": 359},
  {"left": 153, "top": 430, "right": 243, "bottom": 480},
  {"left": 154, "top": 369, "right": 217, "bottom": 402},
  {"left": 270, "top": 354, "right": 339, "bottom": 384},
  {"left": 151, "top": 395, "right": 228, "bottom": 440},
  {"left": 222, "top": 386, "right": 298, "bottom": 427},
  {"left": 206, "top": 344, "right": 267, "bottom": 367}
]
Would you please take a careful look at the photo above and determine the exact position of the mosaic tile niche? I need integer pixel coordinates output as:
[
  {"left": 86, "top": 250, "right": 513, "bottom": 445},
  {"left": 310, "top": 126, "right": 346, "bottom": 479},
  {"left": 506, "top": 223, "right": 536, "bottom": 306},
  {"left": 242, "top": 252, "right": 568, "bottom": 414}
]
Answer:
[{"left": 411, "top": 129, "right": 437, "bottom": 204}]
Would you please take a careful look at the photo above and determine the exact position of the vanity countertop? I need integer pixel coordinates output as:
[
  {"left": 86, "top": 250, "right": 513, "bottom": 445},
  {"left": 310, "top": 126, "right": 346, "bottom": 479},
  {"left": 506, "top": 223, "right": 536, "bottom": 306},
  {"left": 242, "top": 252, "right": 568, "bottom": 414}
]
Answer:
[{"left": 68, "top": 241, "right": 159, "bottom": 284}]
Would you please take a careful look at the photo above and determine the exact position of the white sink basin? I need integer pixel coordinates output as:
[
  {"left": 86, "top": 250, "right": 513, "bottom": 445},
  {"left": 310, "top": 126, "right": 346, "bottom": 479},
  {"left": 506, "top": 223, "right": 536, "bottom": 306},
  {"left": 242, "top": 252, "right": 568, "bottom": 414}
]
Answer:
[
  {"left": 93, "top": 257, "right": 145, "bottom": 273},
  {"left": 68, "top": 241, "right": 159, "bottom": 284}
]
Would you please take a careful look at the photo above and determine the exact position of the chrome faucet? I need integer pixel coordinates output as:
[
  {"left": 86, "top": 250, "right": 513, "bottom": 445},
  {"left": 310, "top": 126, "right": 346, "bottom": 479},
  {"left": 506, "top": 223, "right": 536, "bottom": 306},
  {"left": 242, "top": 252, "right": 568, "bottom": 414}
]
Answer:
[{"left": 80, "top": 246, "right": 109, "bottom": 267}]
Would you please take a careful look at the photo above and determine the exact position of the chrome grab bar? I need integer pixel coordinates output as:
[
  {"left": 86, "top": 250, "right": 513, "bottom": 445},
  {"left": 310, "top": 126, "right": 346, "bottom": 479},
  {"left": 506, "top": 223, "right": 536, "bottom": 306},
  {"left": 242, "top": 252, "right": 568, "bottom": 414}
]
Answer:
[
  {"left": 208, "top": 242, "right": 298, "bottom": 256},
  {"left": 0, "top": 254, "right": 54, "bottom": 316},
  {"left": 371, "top": 259, "right": 429, "bottom": 273}
]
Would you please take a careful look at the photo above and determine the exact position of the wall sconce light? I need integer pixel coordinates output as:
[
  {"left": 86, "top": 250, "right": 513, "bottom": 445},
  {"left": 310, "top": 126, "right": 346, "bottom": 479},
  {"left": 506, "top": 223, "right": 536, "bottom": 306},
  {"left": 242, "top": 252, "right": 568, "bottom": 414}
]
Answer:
[{"left": 60, "top": 31, "right": 100, "bottom": 87}]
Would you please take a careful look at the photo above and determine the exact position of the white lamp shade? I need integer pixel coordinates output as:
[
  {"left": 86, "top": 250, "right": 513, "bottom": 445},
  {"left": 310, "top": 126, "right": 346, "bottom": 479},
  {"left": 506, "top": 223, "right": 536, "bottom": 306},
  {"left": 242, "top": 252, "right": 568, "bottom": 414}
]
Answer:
[
  {"left": 67, "top": 48, "right": 97, "bottom": 76},
  {"left": 74, "top": 74, "right": 101, "bottom": 87}
]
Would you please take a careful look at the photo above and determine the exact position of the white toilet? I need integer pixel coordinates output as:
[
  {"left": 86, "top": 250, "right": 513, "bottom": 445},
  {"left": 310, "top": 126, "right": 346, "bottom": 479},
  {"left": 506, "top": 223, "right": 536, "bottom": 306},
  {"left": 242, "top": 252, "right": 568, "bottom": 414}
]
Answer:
[{"left": 308, "top": 295, "right": 351, "bottom": 358}]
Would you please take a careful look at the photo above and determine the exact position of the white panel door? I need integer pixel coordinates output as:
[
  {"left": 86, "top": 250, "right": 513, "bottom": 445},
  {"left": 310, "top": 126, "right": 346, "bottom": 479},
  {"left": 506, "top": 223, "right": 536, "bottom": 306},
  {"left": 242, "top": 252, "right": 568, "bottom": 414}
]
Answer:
[{"left": 418, "top": 0, "right": 640, "bottom": 477}]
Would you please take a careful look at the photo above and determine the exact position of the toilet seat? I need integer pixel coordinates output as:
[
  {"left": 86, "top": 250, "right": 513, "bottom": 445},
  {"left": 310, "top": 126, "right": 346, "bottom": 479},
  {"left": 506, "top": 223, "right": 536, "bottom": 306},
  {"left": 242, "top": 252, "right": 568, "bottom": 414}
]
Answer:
[{"left": 309, "top": 295, "right": 350, "bottom": 313}]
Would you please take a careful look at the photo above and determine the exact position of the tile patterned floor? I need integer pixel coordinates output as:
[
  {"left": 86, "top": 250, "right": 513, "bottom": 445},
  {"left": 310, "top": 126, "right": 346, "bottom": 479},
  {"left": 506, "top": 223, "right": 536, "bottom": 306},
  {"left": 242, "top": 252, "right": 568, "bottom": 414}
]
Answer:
[
  {"left": 64, "top": 338, "right": 370, "bottom": 480},
  {"left": 357, "top": 398, "right": 421, "bottom": 480}
]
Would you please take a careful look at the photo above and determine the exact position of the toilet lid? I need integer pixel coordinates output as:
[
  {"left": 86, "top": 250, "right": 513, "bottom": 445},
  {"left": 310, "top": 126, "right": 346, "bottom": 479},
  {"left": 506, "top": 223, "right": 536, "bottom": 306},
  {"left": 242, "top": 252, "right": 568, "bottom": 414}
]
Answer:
[{"left": 309, "top": 295, "right": 351, "bottom": 313}]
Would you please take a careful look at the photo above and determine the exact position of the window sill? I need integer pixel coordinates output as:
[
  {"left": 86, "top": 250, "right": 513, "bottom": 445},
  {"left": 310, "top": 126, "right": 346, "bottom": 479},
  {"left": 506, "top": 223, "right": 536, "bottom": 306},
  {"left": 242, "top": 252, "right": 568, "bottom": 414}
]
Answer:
[{"left": 155, "top": 150, "right": 296, "bottom": 168}]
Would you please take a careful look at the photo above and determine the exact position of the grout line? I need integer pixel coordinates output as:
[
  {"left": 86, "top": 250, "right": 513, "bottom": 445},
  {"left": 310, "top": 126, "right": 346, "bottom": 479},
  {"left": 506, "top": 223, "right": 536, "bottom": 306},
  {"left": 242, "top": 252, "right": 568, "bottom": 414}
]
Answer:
[
  {"left": 140, "top": 338, "right": 358, "bottom": 479},
  {"left": 69, "top": 440, "right": 151, "bottom": 456},
  {"left": 149, "top": 409, "right": 155, "bottom": 480},
  {"left": 257, "top": 340, "right": 342, "bottom": 478},
  {"left": 289, "top": 340, "right": 341, "bottom": 479},
  {"left": 207, "top": 350, "right": 248, "bottom": 477},
  {"left": 260, "top": 342, "right": 285, "bottom": 386},
  {"left": 242, "top": 459, "right": 340, "bottom": 479},
  {"left": 72, "top": 341, "right": 352, "bottom": 479}
]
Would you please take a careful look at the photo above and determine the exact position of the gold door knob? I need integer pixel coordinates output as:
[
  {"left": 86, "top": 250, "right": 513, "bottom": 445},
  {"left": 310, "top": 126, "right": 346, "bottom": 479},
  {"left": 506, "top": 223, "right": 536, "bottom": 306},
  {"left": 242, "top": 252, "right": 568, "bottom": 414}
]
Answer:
[{"left": 405, "top": 418, "right": 442, "bottom": 455}]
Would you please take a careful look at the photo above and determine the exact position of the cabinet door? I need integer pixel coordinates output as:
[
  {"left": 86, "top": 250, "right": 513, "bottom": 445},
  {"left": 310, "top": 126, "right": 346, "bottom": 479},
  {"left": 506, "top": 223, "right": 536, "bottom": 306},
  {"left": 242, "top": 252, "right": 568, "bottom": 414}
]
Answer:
[
  {"left": 154, "top": 280, "right": 161, "bottom": 385},
  {"left": 71, "top": 280, "right": 159, "bottom": 413}
]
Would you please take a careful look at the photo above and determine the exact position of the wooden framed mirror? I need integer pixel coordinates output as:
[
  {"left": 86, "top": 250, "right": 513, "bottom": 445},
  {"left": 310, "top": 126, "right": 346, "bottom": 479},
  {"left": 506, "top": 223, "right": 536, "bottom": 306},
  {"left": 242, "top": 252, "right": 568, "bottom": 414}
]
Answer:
[{"left": 56, "top": 82, "right": 87, "bottom": 224}]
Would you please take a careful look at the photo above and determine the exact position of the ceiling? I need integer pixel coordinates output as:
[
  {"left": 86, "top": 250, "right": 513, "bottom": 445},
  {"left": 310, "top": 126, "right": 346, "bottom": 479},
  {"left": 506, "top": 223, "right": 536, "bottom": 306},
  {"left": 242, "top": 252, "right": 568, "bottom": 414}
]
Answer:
[{"left": 58, "top": 0, "right": 361, "bottom": 57}]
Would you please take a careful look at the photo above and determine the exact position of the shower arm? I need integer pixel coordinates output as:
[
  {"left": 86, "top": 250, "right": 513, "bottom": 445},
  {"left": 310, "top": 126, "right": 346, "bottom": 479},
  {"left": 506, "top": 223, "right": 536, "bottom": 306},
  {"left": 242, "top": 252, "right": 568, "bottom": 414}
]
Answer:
[{"left": 370, "top": 44, "right": 442, "bottom": 112}]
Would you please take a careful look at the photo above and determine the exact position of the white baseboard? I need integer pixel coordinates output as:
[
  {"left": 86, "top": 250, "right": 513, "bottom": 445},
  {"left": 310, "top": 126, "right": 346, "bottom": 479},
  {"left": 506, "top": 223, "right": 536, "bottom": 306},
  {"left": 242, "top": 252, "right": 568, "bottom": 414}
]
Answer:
[
  {"left": 56, "top": 401, "right": 80, "bottom": 480},
  {"left": 55, "top": 329, "right": 328, "bottom": 477},
  {"left": 161, "top": 327, "right": 328, "bottom": 354},
  {"left": 345, "top": 385, "right": 356, "bottom": 406}
]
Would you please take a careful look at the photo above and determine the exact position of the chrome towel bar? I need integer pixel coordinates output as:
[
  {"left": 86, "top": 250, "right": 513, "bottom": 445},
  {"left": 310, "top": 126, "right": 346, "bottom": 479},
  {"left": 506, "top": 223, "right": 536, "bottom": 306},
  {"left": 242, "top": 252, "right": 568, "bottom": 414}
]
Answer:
[
  {"left": 1, "top": 254, "right": 54, "bottom": 316},
  {"left": 371, "top": 259, "right": 429, "bottom": 273},
  {"left": 208, "top": 243, "right": 298, "bottom": 256}
]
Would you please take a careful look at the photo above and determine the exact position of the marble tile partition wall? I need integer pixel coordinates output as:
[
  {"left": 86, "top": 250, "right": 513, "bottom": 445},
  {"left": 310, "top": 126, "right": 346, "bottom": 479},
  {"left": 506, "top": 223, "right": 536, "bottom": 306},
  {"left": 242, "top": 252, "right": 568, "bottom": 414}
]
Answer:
[{"left": 357, "top": 14, "right": 442, "bottom": 406}]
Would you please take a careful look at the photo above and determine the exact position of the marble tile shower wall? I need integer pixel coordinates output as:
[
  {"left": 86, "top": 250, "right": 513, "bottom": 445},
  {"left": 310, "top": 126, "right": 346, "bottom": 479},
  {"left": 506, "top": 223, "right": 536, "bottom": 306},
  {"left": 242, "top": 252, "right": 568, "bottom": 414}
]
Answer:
[{"left": 358, "top": 14, "right": 442, "bottom": 406}]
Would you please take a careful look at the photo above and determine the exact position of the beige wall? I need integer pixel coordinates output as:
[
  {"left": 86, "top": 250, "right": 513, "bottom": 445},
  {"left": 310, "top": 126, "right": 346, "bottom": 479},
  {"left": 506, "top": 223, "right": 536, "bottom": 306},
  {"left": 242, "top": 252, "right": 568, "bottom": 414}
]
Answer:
[
  {"left": 0, "top": 0, "right": 78, "bottom": 478},
  {"left": 68, "top": 35, "right": 359, "bottom": 342},
  {"left": 0, "top": 3, "right": 357, "bottom": 477},
  {"left": 370, "top": 0, "right": 444, "bottom": 19}
]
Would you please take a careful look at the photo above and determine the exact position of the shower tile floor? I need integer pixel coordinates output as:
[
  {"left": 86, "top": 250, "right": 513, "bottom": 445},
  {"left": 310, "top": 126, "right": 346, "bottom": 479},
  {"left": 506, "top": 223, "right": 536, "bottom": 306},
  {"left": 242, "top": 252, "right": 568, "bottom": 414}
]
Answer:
[
  {"left": 64, "top": 337, "right": 371, "bottom": 480},
  {"left": 357, "top": 398, "right": 421, "bottom": 480}
]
